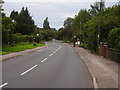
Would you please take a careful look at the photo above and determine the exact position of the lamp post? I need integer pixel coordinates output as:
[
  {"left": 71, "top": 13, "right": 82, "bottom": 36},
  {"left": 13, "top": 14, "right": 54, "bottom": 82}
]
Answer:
[
  {"left": 80, "top": 22, "right": 82, "bottom": 44},
  {"left": 73, "top": 36, "right": 76, "bottom": 47},
  {"left": 36, "top": 33, "right": 39, "bottom": 43},
  {"left": 97, "top": 1, "right": 101, "bottom": 52}
]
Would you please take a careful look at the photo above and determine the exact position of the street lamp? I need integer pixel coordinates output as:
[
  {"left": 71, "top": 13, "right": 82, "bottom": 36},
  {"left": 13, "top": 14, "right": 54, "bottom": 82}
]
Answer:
[
  {"left": 73, "top": 36, "right": 76, "bottom": 47},
  {"left": 36, "top": 33, "right": 39, "bottom": 43},
  {"left": 97, "top": 1, "right": 101, "bottom": 52},
  {"left": 80, "top": 22, "right": 82, "bottom": 44}
]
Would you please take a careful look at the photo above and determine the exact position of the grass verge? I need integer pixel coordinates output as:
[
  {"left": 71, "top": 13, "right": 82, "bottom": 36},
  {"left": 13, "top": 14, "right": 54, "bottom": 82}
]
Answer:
[
  {"left": 2, "top": 42, "right": 45, "bottom": 52},
  {"left": 0, "top": 51, "right": 9, "bottom": 55}
]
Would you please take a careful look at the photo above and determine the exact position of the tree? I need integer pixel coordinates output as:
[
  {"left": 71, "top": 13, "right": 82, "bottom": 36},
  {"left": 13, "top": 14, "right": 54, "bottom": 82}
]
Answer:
[
  {"left": 10, "top": 10, "right": 18, "bottom": 21},
  {"left": 0, "top": 0, "right": 4, "bottom": 3},
  {"left": 63, "top": 17, "right": 74, "bottom": 40},
  {"left": 73, "top": 9, "right": 91, "bottom": 43},
  {"left": 57, "top": 27, "right": 64, "bottom": 40},
  {"left": 89, "top": 0, "right": 105, "bottom": 16},
  {"left": 2, "top": 13, "right": 15, "bottom": 44},
  {"left": 84, "top": 5, "right": 120, "bottom": 52},
  {"left": 108, "top": 28, "right": 120, "bottom": 50},
  {"left": 15, "top": 7, "right": 35, "bottom": 35},
  {"left": 43, "top": 17, "right": 50, "bottom": 30}
]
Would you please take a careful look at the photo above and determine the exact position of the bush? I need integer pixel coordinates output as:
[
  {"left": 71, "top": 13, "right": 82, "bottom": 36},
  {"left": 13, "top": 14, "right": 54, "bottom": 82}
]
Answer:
[
  {"left": 108, "top": 28, "right": 120, "bottom": 50},
  {"left": 12, "top": 33, "right": 35, "bottom": 43},
  {"left": 79, "top": 43, "right": 84, "bottom": 47},
  {"left": 84, "top": 44, "right": 88, "bottom": 49},
  {"left": 79, "top": 43, "right": 88, "bottom": 49},
  {"left": 2, "top": 29, "right": 9, "bottom": 44},
  {"left": 12, "top": 33, "right": 22, "bottom": 43},
  {"left": 63, "top": 40, "right": 70, "bottom": 43}
]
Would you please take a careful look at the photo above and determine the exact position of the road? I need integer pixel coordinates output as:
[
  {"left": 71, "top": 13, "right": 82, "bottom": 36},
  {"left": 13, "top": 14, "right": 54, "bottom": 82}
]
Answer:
[{"left": 2, "top": 41, "right": 93, "bottom": 88}]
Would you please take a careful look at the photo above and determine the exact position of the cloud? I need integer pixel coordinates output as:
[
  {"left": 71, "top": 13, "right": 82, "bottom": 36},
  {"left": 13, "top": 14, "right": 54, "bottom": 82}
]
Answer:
[{"left": 3, "top": 1, "right": 119, "bottom": 29}]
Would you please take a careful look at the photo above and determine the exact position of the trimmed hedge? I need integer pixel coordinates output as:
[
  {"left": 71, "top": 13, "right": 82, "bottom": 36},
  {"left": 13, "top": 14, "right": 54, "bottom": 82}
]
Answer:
[{"left": 12, "top": 33, "right": 34, "bottom": 43}]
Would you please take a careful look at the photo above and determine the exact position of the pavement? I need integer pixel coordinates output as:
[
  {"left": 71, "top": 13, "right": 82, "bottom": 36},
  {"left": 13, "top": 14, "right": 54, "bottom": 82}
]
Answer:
[
  {"left": 75, "top": 46, "right": 119, "bottom": 88},
  {"left": 1, "top": 41, "right": 93, "bottom": 88}
]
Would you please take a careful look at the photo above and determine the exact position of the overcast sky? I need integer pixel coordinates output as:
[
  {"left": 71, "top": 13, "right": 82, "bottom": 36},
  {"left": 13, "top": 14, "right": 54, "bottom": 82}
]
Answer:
[{"left": 3, "top": 0, "right": 119, "bottom": 29}]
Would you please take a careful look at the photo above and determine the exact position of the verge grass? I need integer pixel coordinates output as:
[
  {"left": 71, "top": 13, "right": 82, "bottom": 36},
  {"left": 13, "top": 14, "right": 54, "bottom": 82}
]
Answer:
[
  {"left": 2, "top": 42, "right": 45, "bottom": 52},
  {"left": 0, "top": 51, "right": 9, "bottom": 55}
]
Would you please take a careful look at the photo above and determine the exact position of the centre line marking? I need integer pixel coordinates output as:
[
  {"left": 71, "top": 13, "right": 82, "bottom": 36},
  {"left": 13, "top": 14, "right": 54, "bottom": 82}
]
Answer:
[
  {"left": 0, "top": 83, "right": 8, "bottom": 88},
  {"left": 54, "top": 51, "right": 57, "bottom": 53},
  {"left": 53, "top": 46, "right": 61, "bottom": 53},
  {"left": 49, "top": 54, "right": 53, "bottom": 57},
  {"left": 21, "top": 65, "right": 38, "bottom": 76},
  {"left": 41, "top": 58, "right": 47, "bottom": 62}
]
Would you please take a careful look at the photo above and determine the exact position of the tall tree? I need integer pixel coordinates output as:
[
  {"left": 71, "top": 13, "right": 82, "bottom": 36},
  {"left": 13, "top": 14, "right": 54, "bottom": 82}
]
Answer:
[
  {"left": 63, "top": 17, "right": 74, "bottom": 40},
  {"left": 10, "top": 10, "right": 18, "bottom": 21},
  {"left": 15, "top": 7, "right": 35, "bottom": 35},
  {"left": 73, "top": 9, "right": 91, "bottom": 43},
  {"left": 89, "top": 0, "right": 105, "bottom": 16},
  {"left": 2, "top": 13, "right": 15, "bottom": 44},
  {"left": 43, "top": 17, "right": 50, "bottom": 30}
]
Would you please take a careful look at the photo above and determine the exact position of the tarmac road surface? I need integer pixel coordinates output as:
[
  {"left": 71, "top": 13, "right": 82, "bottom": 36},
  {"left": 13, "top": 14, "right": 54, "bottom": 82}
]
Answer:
[{"left": 2, "top": 41, "right": 93, "bottom": 88}]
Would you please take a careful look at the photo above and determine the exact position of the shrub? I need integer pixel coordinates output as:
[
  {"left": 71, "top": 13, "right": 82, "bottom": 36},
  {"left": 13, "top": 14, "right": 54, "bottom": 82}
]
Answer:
[
  {"left": 108, "top": 28, "right": 120, "bottom": 50},
  {"left": 12, "top": 33, "right": 35, "bottom": 43},
  {"left": 79, "top": 43, "right": 88, "bottom": 49},
  {"left": 84, "top": 44, "right": 88, "bottom": 49},
  {"left": 79, "top": 43, "right": 84, "bottom": 47}
]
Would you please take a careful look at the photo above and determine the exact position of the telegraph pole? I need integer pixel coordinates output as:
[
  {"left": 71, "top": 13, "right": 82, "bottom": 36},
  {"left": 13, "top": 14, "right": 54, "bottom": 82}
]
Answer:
[{"left": 97, "top": 0, "right": 101, "bottom": 52}]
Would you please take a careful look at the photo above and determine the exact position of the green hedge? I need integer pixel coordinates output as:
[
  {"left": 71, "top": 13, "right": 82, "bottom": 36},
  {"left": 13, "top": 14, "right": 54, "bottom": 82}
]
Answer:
[
  {"left": 79, "top": 43, "right": 88, "bottom": 49},
  {"left": 12, "top": 33, "right": 34, "bottom": 43}
]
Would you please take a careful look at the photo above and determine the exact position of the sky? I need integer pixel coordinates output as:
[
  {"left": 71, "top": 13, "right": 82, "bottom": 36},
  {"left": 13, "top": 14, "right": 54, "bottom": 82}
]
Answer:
[{"left": 2, "top": 0, "right": 119, "bottom": 29}]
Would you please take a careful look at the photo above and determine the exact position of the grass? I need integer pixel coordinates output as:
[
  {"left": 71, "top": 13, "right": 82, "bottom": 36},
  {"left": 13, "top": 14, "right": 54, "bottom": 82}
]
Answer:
[
  {"left": 2, "top": 42, "right": 45, "bottom": 52},
  {"left": 0, "top": 51, "right": 9, "bottom": 55},
  {"left": 63, "top": 40, "right": 70, "bottom": 43}
]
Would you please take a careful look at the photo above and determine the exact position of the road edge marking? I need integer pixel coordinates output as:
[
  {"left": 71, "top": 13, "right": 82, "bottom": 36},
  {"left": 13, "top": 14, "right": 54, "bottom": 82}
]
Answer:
[
  {"left": 21, "top": 64, "right": 38, "bottom": 76},
  {"left": 0, "top": 83, "right": 8, "bottom": 88},
  {"left": 80, "top": 55, "right": 98, "bottom": 88}
]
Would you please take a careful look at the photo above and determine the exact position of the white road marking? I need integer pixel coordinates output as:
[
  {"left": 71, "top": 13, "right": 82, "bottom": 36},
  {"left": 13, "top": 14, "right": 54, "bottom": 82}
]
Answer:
[
  {"left": 54, "top": 50, "right": 57, "bottom": 53},
  {"left": 21, "top": 65, "right": 38, "bottom": 75},
  {"left": 49, "top": 54, "right": 53, "bottom": 57},
  {"left": 41, "top": 58, "right": 48, "bottom": 62},
  {"left": 54, "top": 46, "right": 61, "bottom": 53},
  {"left": 0, "top": 83, "right": 8, "bottom": 88}
]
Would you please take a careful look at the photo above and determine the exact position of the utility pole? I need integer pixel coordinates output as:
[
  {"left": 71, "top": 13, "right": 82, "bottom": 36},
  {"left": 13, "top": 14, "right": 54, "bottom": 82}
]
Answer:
[
  {"left": 98, "top": 14, "right": 100, "bottom": 49},
  {"left": 97, "top": 0, "right": 101, "bottom": 52}
]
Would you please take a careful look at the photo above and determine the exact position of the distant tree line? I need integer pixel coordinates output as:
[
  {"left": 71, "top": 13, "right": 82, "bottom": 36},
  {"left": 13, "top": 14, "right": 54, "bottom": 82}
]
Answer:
[
  {"left": 57, "top": 0, "right": 120, "bottom": 51},
  {"left": 2, "top": 7, "right": 57, "bottom": 45},
  {"left": 1, "top": 1, "right": 120, "bottom": 51}
]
